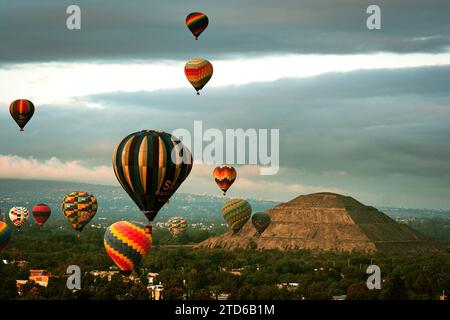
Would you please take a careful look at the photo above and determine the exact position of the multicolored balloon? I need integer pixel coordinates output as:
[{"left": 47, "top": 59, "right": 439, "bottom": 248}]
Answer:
[
  {"left": 213, "top": 165, "right": 237, "bottom": 195},
  {"left": 252, "top": 212, "right": 271, "bottom": 234},
  {"left": 186, "top": 12, "right": 209, "bottom": 40},
  {"left": 167, "top": 217, "right": 188, "bottom": 237},
  {"left": 221, "top": 198, "right": 252, "bottom": 233},
  {"left": 9, "top": 207, "right": 30, "bottom": 230},
  {"left": 112, "top": 130, "right": 193, "bottom": 234},
  {"left": 0, "top": 221, "right": 12, "bottom": 253},
  {"left": 104, "top": 221, "right": 152, "bottom": 275},
  {"left": 61, "top": 191, "right": 97, "bottom": 236},
  {"left": 185, "top": 58, "right": 213, "bottom": 95},
  {"left": 32, "top": 203, "right": 51, "bottom": 227},
  {"left": 9, "top": 99, "right": 35, "bottom": 131}
]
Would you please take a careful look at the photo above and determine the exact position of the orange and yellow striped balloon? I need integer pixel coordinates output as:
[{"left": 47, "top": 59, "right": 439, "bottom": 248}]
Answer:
[
  {"left": 104, "top": 221, "right": 152, "bottom": 275},
  {"left": 185, "top": 58, "right": 213, "bottom": 95},
  {"left": 213, "top": 165, "right": 237, "bottom": 195}
]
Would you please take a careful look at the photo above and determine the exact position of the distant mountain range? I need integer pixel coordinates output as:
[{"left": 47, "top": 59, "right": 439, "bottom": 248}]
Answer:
[
  {"left": 0, "top": 179, "right": 277, "bottom": 224},
  {"left": 0, "top": 179, "right": 449, "bottom": 224}
]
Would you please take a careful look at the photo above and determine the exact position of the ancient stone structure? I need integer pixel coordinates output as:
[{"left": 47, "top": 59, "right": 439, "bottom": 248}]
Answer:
[{"left": 198, "top": 192, "right": 442, "bottom": 253}]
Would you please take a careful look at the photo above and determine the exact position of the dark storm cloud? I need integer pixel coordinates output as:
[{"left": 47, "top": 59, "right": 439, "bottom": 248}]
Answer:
[{"left": 1, "top": 0, "right": 450, "bottom": 62}]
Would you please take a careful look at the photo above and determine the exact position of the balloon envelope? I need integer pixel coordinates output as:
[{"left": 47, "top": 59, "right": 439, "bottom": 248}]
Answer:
[
  {"left": 9, "top": 99, "right": 35, "bottom": 131},
  {"left": 112, "top": 130, "right": 193, "bottom": 232},
  {"left": 0, "top": 221, "right": 12, "bottom": 252},
  {"left": 213, "top": 165, "right": 237, "bottom": 195},
  {"left": 61, "top": 191, "right": 97, "bottom": 234},
  {"left": 104, "top": 221, "right": 152, "bottom": 274},
  {"left": 9, "top": 207, "right": 30, "bottom": 229},
  {"left": 185, "top": 58, "right": 213, "bottom": 94},
  {"left": 186, "top": 12, "right": 209, "bottom": 39},
  {"left": 32, "top": 203, "right": 51, "bottom": 227},
  {"left": 221, "top": 198, "right": 252, "bottom": 233},
  {"left": 167, "top": 217, "right": 188, "bottom": 237},
  {"left": 252, "top": 212, "right": 271, "bottom": 234}
]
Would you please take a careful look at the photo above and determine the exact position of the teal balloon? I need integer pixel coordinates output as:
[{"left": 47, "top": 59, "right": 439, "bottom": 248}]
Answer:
[{"left": 252, "top": 212, "right": 271, "bottom": 234}]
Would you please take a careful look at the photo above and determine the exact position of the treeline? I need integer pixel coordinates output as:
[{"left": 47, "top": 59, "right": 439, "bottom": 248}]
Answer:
[
  {"left": 0, "top": 223, "right": 449, "bottom": 300},
  {"left": 1, "top": 246, "right": 449, "bottom": 300}
]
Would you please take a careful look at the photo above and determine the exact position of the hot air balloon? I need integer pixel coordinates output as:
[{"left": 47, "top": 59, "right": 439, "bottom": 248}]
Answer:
[
  {"left": 104, "top": 221, "right": 152, "bottom": 275},
  {"left": 9, "top": 207, "right": 30, "bottom": 230},
  {"left": 32, "top": 203, "right": 51, "bottom": 227},
  {"left": 167, "top": 217, "right": 188, "bottom": 237},
  {"left": 185, "top": 58, "right": 213, "bottom": 95},
  {"left": 0, "top": 221, "right": 12, "bottom": 253},
  {"left": 61, "top": 191, "right": 97, "bottom": 236},
  {"left": 186, "top": 12, "right": 209, "bottom": 40},
  {"left": 112, "top": 130, "right": 193, "bottom": 235},
  {"left": 213, "top": 165, "right": 237, "bottom": 195},
  {"left": 9, "top": 99, "right": 35, "bottom": 132},
  {"left": 221, "top": 198, "right": 252, "bottom": 233},
  {"left": 252, "top": 212, "right": 271, "bottom": 234}
]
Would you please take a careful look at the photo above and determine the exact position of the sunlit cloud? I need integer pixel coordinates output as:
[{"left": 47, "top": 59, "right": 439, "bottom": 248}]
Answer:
[
  {"left": 0, "top": 52, "right": 449, "bottom": 106},
  {"left": 0, "top": 155, "right": 114, "bottom": 184}
]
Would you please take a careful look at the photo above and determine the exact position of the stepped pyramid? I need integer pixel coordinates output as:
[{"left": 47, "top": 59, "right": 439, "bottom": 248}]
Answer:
[{"left": 198, "top": 192, "right": 443, "bottom": 253}]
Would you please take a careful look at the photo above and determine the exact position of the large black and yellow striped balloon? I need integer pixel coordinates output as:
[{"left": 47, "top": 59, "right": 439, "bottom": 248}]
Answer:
[{"left": 112, "top": 130, "right": 193, "bottom": 233}]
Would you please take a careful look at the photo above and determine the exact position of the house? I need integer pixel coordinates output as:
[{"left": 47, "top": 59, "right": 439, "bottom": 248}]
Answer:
[
  {"left": 147, "top": 272, "right": 159, "bottom": 285},
  {"left": 90, "top": 270, "right": 120, "bottom": 281},
  {"left": 276, "top": 283, "right": 299, "bottom": 291},
  {"left": 148, "top": 284, "right": 164, "bottom": 300},
  {"left": 29, "top": 270, "right": 50, "bottom": 287},
  {"left": 16, "top": 280, "right": 28, "bottom": 295}
]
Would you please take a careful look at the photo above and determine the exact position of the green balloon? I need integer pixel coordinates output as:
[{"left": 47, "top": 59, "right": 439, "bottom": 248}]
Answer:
[{"left": 221, "top": 198, "right": 252, "bottom": 233}]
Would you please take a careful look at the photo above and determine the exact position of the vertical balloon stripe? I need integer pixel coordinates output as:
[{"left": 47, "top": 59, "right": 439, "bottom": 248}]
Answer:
[
  {"left": 122, "top": 138, "right": 134, "bottom": 193},
  {"left": 157, "top": 136, "right": 166, "bottom": 192},
  {"left": 139, "top": 135, "right": 148, "bottom": 193},
  {"left": 130, "top": 135, "right": 145, "bottom": 198}
]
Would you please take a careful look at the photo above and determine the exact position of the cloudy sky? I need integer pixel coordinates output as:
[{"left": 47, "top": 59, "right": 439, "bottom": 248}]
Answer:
[{"left": 1, "top": 0, "right": 450, "bottom": 209}]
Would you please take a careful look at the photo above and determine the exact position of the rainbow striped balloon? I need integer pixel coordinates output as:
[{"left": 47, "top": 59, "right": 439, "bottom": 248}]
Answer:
[
  {"left": 185, "top": 58, "right": 213, "bottom": 94},
  {"left": 9, "top": 207, "right": 30, "bottom": 230},
  {"left": 9, "top": 99, "right": 35, "bottom": 131},
  {"left": 0, "top": 221, "right": 12, "bottom": 253},
  {"left": 221, "top": 198, "right": 252, "bottom": 233},
  {"left": 104, "top": 221, "right": 152, "bottom": 274},
  {"left": 186, "top": 12, "right": 209, "bottom": 40}
]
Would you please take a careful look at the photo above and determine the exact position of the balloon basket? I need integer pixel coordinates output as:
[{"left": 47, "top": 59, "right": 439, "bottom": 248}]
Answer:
[{"left": 121, "top": 270, "right": 132, "bottom": 277}]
